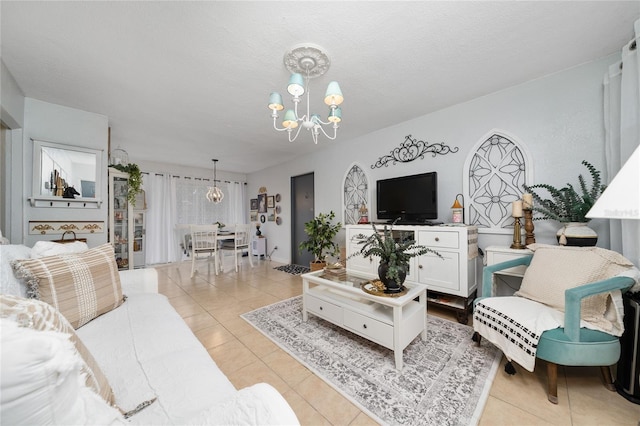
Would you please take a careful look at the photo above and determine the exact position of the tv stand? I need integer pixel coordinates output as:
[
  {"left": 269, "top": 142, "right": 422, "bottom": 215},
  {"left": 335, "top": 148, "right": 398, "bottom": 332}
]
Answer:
[{"left": 391, "top": 220, "right": 443, "bottom": 226}]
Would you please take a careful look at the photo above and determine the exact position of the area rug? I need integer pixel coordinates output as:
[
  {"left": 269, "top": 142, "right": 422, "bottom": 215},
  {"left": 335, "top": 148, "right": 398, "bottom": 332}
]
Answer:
[
  {"left": 241, "top": 296, "right": 502, "bottom": 426},
  {"left": 273, "top": 264, "right": 310, "bottom": 275}
]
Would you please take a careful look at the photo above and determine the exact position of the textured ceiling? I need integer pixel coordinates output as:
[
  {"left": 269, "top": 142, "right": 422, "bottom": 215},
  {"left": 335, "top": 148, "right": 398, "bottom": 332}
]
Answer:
[{"left": 2, "top": 1, "right": 639, "bottom": 173}]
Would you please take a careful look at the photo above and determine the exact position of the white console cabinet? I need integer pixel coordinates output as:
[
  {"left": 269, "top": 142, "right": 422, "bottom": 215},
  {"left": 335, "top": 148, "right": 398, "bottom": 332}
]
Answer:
[{"left": 346, "top": 224, "right": 478, "bottom": 323}]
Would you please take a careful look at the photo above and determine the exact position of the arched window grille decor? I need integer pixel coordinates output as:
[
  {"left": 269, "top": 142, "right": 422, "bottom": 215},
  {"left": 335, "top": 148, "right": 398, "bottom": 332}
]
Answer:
[
  {"left": 343, "top": 163, "right": 369, "bottom": 225},
  {"left": 463, "top": 131, "right": 533, "bottom": 232}
]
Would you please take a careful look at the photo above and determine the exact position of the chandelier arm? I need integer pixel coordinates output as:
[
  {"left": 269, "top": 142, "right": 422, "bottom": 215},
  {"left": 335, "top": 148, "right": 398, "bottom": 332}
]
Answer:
[
  {"left": 288, "top": 125, "right": 303, "bottom": 143},
  {"left": 272, "top": 115, "right": 293, "bottom": 132},
  {"left": 315, "top": 123, "right": 338, "bottom": 140}
]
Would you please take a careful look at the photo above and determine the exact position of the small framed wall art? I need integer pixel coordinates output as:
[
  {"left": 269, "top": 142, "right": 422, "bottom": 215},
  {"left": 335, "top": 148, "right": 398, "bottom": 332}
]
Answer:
[
  {"left": 267, "top": 196, "right": 275, "bottom": 209},
  {"left": 250, "top": 198, "right": 258, "bottom": 211}
]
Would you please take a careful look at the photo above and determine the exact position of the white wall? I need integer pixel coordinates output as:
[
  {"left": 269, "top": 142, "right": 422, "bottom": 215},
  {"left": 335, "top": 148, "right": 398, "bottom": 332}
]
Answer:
[
  {"left": 22, "top": 98, "right": 109, "bottom": 247},
  {"left": 249, "top": 54, "right": 618, "bottom": 265},
  {"left": 1, "top": 59, "right": 26, "bottom": 242}
]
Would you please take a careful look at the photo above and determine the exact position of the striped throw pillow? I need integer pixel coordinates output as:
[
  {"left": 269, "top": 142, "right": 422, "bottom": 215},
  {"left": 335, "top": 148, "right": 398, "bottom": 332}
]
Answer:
[
  {"left": 0, "top": 294, "right": 117, "bottom": 406},
  {"left": 11, "top": 243, "right": 124, "bottom": 329}
]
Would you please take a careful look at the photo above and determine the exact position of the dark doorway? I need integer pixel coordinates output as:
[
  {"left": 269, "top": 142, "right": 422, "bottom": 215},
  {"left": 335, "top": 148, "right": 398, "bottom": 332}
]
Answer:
[{"left": 291, "top": 172, "right": 314, "bottom": 267}]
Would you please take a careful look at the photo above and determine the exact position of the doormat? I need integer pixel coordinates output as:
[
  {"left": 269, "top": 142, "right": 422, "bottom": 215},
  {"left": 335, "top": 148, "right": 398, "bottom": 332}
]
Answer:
[
  {"left": 273, "top": 264, "right": 310, "bottom": 275},
  {"left": 242, "top": 296, "right": 502, "bottom": 425}
]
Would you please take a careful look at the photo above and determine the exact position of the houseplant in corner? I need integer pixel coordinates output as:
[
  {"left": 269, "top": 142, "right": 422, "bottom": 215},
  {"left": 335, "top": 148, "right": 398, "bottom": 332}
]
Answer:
[
  {"left": 349, "top": 220, "right": 442, "bottom": 294},
  {"left": 523, "top": 160, "right": 606, "bottom": 246},
  {"left": 299, "top": 211, "right": 342, "bottom": 271}
]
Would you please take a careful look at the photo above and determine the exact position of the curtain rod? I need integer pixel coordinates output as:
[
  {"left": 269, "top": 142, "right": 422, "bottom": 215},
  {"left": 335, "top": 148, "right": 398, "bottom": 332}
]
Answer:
[{"left": 141, "top": 171, "right": 246, "bottom": 185}]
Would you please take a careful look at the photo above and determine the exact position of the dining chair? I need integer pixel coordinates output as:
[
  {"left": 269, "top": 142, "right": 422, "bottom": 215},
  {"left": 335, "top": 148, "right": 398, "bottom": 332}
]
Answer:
[
  {"left": 190, "top": 224, "right": 220, "bottom": 278},
  {"left": 219, "top": 223, "right": 254, "bottom": 273}
]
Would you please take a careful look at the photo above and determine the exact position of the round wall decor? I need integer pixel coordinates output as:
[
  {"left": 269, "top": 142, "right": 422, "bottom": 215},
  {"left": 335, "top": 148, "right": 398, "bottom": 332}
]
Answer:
[{"left": 260, "top": 214, "right": 266, "bottom": 223}]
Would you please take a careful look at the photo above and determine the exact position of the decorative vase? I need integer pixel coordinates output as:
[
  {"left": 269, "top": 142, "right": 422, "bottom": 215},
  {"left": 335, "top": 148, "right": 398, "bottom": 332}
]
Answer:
[
  {"left": 378, "top": 262, "right": 407, "bottom": 294},
  {"left": 310, "top": 261, "right": 326, "bottom": 272},
  {"left": 556, "top": 222, "right": 598, "bottom": 247}
]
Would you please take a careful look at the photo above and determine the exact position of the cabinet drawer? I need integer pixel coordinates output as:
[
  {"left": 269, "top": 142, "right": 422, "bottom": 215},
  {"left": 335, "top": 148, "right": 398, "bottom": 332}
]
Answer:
[
  {"left": 419, "top": 231, "right": 459, "bottom": 249},
  {"left": 343, "top": 310, "right": 393, "bottom": 349},
  {"left": 305, "top": 294, "right": 343, "bottom": 323}
]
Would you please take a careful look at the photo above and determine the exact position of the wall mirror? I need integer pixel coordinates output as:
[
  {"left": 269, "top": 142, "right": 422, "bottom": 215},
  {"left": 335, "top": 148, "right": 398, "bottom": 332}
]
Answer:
[{"left": 31, "top": 139, "right": 103, "bottom": 208}]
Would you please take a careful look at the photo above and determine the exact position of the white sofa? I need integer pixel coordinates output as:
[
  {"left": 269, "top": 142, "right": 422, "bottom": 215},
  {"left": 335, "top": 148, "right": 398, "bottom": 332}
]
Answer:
[{"left": 1, "top": 244, "right": 299, "bottom": 425}]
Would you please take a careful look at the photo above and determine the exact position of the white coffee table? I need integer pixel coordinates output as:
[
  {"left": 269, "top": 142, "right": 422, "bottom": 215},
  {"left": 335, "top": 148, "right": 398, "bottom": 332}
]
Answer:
[{"left": 301, "top": 269, "right": 427, "bottom": 370}]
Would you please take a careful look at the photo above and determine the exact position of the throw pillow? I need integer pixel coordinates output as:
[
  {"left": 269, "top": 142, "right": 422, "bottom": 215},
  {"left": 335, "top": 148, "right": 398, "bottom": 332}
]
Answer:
[
  {"left": 0, "top": 244, "right": 32, "bottom": 297},
  {"left": 31, "top": 240, "right": 89, "bottom": 258},
  {"left": 11, "top": 243, "right": 124, "bottom": 328},
  {"left": 0, "top": 318, "right": 124, "bottom": 425},
  {"left": 0, "top": 294, "right": 116, "bottom": 406},
  {"left": 515, "top": 244, "right": 633, "bottom": 332}
]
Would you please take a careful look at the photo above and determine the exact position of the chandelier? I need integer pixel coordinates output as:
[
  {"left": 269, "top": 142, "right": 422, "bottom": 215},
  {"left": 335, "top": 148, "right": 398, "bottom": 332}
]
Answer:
[
  {"left": 206, "top": 159, "right": 224, "bottom": 203},
  {"left": 268, "top": 44, "right": 344, "bottom": 144}
]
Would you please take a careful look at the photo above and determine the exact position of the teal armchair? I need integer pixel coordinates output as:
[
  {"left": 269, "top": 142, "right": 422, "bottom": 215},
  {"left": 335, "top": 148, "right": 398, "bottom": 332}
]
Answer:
[{"left": 474, "top": 255, "right": 635, "bottom": 404}]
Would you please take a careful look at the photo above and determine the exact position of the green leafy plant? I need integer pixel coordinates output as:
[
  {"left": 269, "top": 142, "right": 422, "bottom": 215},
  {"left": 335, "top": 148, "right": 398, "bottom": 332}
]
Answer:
[
  {"left": 110, "top": 163, "right": 142, "bottom": 207},
  {"left": 299, "top": 211, "right": 342, "bottom": 263},
  {"left": 349, "top": 220, "right": 441, "bottom": 284},
  {"left": 523, "top": 160, "right": 606, "bottom": 223}
]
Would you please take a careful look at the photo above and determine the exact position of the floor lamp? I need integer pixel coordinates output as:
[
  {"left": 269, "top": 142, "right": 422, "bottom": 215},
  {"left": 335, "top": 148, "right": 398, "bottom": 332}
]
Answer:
[{"left": 586, "top": 144, "right": 639, "bottom": 405}]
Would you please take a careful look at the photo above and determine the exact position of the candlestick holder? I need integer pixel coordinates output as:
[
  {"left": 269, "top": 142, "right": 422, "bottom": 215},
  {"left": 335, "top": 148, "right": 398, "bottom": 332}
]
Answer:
[
  {"left": 523, "top": 209, "right": 535, "bottom": 245},
  {"left": 510, "top": 217, "right": 526, "bottom": 249}
]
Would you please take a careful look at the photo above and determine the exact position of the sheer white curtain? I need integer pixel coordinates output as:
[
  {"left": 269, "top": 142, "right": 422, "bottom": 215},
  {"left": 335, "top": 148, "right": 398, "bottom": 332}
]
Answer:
[
  {"left": 225, "top": 181, "right": 248, "bottom": 225},
  {"left": 144, "top": 172, "right": 178, "bottom": 264},
  {"left": 603, "top": 19, "right": 640, "bottom": 267}
]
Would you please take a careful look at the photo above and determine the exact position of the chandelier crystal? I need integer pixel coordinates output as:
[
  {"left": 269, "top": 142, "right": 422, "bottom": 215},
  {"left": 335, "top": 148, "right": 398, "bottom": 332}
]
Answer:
[
  {"left": 268, "top": 44, "right": 344, "bottom": 144},
  {"left": 206, "top": 159, "right": 224, "bottom": 203}
]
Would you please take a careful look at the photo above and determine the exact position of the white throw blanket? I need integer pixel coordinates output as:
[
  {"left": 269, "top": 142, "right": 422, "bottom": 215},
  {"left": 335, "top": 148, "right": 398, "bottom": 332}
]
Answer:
[{"left": 473, "top": 296, "right": 565, "bottom": 372}]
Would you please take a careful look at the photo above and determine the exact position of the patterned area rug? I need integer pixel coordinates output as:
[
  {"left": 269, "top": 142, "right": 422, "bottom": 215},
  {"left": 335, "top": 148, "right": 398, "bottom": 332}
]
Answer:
[
  {"left": 242, "top": 296, "right": 502, "bottom": 426},
  {"left": 273, "top": 264, "right": 310, "bottom": 275}
]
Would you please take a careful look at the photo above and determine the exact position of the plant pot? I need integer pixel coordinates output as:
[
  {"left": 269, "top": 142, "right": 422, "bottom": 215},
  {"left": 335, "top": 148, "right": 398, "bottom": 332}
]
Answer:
[
  {"left": 378, "top": 262, "right": 407, "bottom": 294},
  {"left": 310, "top": 261, "right": 326, "bottom": 272},
  {"left": 556, "top": 222, "right": 598, "bottom": 247}
]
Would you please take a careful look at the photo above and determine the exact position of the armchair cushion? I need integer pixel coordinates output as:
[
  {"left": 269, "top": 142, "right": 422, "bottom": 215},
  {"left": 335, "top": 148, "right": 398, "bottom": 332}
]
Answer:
[{"left": 514, "top": 244, "right": 633, "bottom": 333}]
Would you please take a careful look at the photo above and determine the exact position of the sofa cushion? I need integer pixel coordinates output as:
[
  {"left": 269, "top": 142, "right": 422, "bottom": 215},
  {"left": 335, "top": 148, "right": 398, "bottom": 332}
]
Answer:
[
  {"left": 515, "top": 244, "right": 633, "bottom": 332},
  {"left": 11, "top": 243, "right": 124, "bottom": 329},
  {"left": 0, "top": 294, "right": 117, "bottom": 406},
  {"left": 76, "top": 292, "right": 238, "bottom": 424},
  {"left": 0, "top": 319, "right": 124, "bottom": 425}
]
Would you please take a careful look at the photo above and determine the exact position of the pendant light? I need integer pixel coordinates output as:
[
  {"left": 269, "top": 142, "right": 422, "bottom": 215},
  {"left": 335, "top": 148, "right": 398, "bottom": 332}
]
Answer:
[{"left": 206, "top": 159, "right": 224, "bottom": 203}]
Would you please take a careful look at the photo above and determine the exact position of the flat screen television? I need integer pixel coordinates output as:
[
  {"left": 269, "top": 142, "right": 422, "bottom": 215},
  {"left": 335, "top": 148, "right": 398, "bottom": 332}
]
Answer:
[{"left": 376, "top": 172, "right": 438, "bottom": 224}]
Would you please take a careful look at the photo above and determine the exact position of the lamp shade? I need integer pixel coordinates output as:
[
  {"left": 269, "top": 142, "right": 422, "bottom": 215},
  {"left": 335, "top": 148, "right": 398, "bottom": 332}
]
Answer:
[
  {"left": 586, "top": 145, "right": 640, "bottom": 220},
  {"left": 268, "top": 92, "right": 284, "bottom": 111},
  {"left": 324, "top": 81, "right": 344, "bottom": 106},
  {"left": 327, "top": 107, "right": 342, "bottom": 123},
  {"left": 287, "top": 73, "right": 305, "bottom": 97},
  {"left": 282, "top": 109, "right": 299, "bottom": 129}
]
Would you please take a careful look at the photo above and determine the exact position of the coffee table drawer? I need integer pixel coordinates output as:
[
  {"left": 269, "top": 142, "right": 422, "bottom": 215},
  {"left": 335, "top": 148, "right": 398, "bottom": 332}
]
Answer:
[
  {"left": 306, "top": 294, "right": 343, "bottom": 323},
  {"left": 343, "top": 310, "right": 393, "bottom": 348}
]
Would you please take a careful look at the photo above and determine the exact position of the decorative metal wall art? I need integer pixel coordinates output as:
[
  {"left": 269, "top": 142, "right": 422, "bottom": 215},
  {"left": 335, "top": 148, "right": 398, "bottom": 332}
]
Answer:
[
  {"left": 371, "top": 135, "right": 458, "bottom": 169},
  {"left": 343, "top": 164, "right": 369, "bottom": 225},
  {"left": 29, "top": 221, "right": 105, "bottom": 235},
  {"left": 463, "top": 131, "right": 532, "bottom": 230}
]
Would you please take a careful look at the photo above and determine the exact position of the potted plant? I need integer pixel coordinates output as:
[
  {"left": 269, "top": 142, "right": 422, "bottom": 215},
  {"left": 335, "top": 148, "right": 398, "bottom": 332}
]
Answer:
[
  {"left": 523, "top": 160, "right": 606, "bottom": 246},
  {"left": 349, "top": 220, "right": 441, "bottom": 294},
  {"left": 299, "top": 211, "right": 342, "bottom": 271}
]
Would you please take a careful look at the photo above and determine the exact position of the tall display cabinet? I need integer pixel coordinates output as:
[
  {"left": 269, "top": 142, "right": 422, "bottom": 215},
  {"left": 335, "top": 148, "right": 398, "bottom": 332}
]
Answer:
[{"left": 108, "top": 168, "right": 134, "bottom": 270}]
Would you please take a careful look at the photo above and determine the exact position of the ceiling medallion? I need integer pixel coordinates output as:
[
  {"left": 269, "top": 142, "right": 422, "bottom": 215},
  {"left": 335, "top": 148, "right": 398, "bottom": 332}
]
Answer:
[{"left": 283, "top": 43, "right": 331, "bottom": 79}]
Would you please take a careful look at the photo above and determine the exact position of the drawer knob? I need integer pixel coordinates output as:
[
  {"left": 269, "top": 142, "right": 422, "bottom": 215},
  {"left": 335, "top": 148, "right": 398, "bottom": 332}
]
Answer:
[
  {"left": 319, "top": 306, "right": 323, "bottom": 311},
  {"left": 418, "top": 264, "right": 423, "bottom": 269},
  {"left": 363, "top": 324, "right": 367, "bottom": 329},
  {"left": 435, "top": 237, "right": 440, "bottom": 242}
]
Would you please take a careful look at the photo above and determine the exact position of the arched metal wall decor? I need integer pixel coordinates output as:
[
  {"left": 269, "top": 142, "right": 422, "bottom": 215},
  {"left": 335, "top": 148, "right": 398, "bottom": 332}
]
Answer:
[
  {"left": 371, "top": 134, "right": 458, "bottom": 169},
  {"left": 463, "top": 130, "right": 533, "bottom": 232},
  {"left": 343, "top": 163, "right": 369, "bottom": 225}
]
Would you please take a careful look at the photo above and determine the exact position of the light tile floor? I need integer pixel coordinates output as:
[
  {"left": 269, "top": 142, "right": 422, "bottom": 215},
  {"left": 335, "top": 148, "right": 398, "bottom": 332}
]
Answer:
[{"left": 154, "top": 258, "right": 640, "bottom": 425}]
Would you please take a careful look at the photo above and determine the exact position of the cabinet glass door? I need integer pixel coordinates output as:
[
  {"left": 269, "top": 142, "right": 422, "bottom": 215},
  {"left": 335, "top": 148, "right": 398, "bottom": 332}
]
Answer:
[
  {"left": 112, "top": 175, "right": 130, "bottom": 270},
  {"left": 133, "top": 211, "right": 145, "bottom": 268}
]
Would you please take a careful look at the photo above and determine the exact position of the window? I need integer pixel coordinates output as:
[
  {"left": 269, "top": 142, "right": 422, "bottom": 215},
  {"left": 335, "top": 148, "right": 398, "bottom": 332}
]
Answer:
[{"left": 343, "top": 163, "right": 369, "bottom": 225}]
